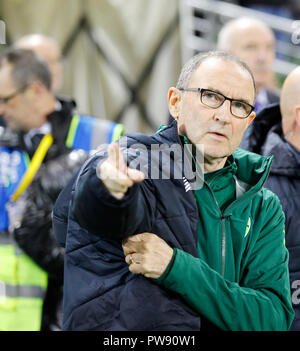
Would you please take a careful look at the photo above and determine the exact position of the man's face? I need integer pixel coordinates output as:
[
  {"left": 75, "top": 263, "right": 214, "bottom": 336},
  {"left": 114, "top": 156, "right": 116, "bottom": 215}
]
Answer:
[
  {"left": 230, "top": 24, "right": 275, "bottom": 91},
  {"left": 0, "top": 62, "right": 33, "bottom": 131},
  {"left": 170, "top": 58, "right": 255, "bottom": 161}
]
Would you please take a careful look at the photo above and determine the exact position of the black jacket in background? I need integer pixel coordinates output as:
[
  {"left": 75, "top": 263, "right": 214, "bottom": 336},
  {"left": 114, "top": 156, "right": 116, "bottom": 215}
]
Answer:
[
  {"left": 241, "top": 103, "right": 300, "bottom": 330},
  {"left": 240, "top": 88, "right": 280, "bottom": 152},
  {"left": 240, "top": 102, "right": 281, "bottom": 153},
  {"left": 0, "top": 116, "right": 5, "bottom": 127},
  {"left": 14, "top": 150, "right": 88, "bottom": 330}
]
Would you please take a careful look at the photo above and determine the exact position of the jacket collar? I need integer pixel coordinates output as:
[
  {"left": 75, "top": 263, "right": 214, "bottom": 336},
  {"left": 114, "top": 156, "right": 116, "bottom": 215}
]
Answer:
[
  {"left": 248, "top": 103, "right": 282, "bottom": 154},
  {"left": 262, "top": 123, "right": 300, "bottom": 179},
  {"left": 155, "top": 119, "right": 273, "bottom": 192},
  {"left": 154, "top": 118, "right": 182, "bottom": 146},
  {"left": 47, "top": 96, "right": 76, "bottom": 145}
]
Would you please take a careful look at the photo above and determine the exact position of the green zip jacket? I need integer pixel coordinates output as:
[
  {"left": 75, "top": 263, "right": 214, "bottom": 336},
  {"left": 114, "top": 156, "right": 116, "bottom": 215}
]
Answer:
[{"left": 157, "top": 147, "right": 294, "bottom": 331}]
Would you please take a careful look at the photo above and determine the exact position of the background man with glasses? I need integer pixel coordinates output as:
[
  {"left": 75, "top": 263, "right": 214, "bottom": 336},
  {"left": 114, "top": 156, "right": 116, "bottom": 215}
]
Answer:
[
  {"left": 0, "top": 47, "right": 123, "bottom": 331},
  {"left": 0, "top": 34, "right": 63, "bottom": 128},
  {"left": 54, "top": 51, "right": 294, "bottom": 331}
]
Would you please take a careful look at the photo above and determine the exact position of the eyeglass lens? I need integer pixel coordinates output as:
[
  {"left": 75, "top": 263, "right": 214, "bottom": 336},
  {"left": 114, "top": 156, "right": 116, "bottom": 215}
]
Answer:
[{"left": 201, "top": 90, "right": 251, "bottom": 118}]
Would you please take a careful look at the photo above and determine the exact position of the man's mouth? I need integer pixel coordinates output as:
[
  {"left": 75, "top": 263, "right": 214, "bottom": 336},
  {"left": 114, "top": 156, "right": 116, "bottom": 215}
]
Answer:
[{"left": 208, "top": 131, "right": 228, "bottom": 139}]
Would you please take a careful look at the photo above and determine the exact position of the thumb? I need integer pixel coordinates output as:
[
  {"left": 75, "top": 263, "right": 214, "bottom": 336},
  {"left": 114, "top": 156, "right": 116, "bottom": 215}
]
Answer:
[{"left": 127, "top": 168, "right": 145, "bottom": 183}]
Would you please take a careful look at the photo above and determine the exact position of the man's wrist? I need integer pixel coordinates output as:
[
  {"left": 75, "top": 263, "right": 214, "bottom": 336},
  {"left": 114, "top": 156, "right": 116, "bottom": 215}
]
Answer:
[{"left": 153, "top": 248, "right": 178, "bottom": 283}]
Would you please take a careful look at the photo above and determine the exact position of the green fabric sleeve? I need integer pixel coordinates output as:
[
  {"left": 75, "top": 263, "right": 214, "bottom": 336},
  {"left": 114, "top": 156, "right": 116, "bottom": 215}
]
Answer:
[
  {"left": 157, "top": 197, "right": 294, "bottom": 331},
  {"left": 154, "top": 248, "right": 178, "bottom": 284}
]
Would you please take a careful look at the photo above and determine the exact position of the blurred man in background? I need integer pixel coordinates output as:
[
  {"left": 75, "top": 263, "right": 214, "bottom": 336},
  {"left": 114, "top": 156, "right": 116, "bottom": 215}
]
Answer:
[
  {"left": 0, "top": 34, "right": 62, "bottom": 129},
  {"left": 0, "top": 48, "right": 123, "bottom": 331},
  {"left": 217, "top": 17, "right": 278, "bottom": 112},
  {"left": 15, "top": 34, "right": 63, "bottom": 93},
  {"left": 242, "top": 66, "right": 300, "bottom": 330},
  {"left": 217, "top": 17, "right": 279, "bottom": 149}
]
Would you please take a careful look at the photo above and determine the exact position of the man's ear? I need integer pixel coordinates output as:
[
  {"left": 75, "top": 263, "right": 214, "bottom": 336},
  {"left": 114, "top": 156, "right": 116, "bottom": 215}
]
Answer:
[
  {"left": 168, "top": 87, "right": 181, "bottom": 120},
  {"left": 26, "top": 80, "right": 46, "bottom": 98},
  {"left": 246, "top": 111, "right": 256, "bottom": 127},
  {"left": 295, "top": 105, "right": 300, "bottom": 127}
]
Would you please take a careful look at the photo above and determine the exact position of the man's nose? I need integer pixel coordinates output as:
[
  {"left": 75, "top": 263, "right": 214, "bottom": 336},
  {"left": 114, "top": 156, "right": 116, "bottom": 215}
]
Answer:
[
  {"left": 256, "top": 48, "right": 268, "bottom": 64},
  {"left": 214, "top": 100, "right": 232, "bottom": 122}
]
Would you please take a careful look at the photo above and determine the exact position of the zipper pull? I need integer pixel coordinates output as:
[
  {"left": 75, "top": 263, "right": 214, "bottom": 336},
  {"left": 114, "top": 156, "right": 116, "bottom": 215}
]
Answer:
[{"left": 221, "top": 213, "right": 232, "bottom": 220}]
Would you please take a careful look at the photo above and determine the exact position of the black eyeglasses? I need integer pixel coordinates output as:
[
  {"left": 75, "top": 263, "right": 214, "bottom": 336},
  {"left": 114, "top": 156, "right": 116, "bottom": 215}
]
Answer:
[
  {"left": 178, "top": 88, "right": 255, "bottom": 119},
  {"left": 0, "top": 85, "right": 28, "bottom": 104}
]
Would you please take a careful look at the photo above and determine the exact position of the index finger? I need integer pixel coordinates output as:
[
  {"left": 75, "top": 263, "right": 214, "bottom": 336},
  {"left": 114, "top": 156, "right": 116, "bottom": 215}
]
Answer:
[
  {"left": 122, "top": 237, "right": 143, "bottom": 256},
  {"left": 107, "top": 143, "right": 127, "bottom": 174}
]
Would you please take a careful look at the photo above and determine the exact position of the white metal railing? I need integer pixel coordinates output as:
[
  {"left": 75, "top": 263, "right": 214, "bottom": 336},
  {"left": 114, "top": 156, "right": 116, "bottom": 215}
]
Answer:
[{"left": 179, "top": 0, "right": 300, "bottom": 78}]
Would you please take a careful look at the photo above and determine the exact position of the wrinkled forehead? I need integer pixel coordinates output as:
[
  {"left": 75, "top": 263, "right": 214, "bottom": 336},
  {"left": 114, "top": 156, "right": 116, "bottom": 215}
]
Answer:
[
  {"left": 237, "top": 23, "right": 275, "bottom": 43},
  {"left": 190, "top": 58, "right": 256, "bottom": 102}
]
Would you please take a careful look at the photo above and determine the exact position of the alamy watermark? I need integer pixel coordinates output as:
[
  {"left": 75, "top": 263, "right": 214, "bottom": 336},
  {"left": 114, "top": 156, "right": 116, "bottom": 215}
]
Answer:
[
  {"left": 94, "top": 137, "right": 205, "bottom": 191},
  {"left": 291, "top": 21, "right": 300, "bottom": 45}
]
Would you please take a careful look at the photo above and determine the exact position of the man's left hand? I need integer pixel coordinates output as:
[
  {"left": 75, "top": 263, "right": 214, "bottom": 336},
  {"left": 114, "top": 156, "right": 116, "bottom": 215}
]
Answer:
[{"left": 122, "top": 233, "right": 174, "bottom": 279}]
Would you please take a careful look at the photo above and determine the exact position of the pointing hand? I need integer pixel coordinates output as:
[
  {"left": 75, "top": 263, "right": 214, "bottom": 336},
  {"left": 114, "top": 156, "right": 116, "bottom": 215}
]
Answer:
[{"left": 98, "top": 143, "right": 144, "bottom": 199}]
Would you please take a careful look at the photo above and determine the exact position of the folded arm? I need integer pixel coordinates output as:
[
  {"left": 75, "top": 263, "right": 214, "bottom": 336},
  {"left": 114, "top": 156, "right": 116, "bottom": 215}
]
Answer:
[{"left": 72, "top": 143, "right": 154, "bottom": 240}]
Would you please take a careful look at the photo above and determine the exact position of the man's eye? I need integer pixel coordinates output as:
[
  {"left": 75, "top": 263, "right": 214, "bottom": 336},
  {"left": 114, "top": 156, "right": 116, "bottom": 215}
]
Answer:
[
  {"left": 233, "top": 101, "right": 247, "bottom": 111},
  {"left": 244, "top": 44, "right": 257, "bottom": 51},
  {"left": 205, "top": 93, "right": 215, "bottom": 99},
  {"left": 205, "top": 92, "right": 220, "bottom": 101}
]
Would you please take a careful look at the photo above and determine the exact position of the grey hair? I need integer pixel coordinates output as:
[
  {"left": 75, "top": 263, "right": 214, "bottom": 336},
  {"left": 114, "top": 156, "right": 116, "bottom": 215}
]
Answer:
[
  {"left": 176, "top": 51, "right": 256, "bottom": 99},
  {"left": 0, "top": 47, "right": 51, "bottom": 90}
]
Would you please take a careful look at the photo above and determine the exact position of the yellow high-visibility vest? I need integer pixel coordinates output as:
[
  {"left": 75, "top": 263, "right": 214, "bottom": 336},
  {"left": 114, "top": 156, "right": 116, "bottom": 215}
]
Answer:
[
  {"left": 0, "top": 235, "right": 48, "bottom": 331},
  {"left": 0, "top": 116, "right": 124, "bottom": 331}
]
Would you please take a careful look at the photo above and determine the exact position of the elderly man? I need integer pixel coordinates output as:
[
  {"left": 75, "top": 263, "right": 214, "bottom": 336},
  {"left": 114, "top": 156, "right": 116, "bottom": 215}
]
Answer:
[
  {"left": 240, "top": 66, "right": 300, "bottom": 330},
  {"left": 54, "top": 51, "right": 294, "bottom": 331},
  {"left": 0, "top": 48, "right": 123, "bottom": 331},
  {"left": 217, "top": 17, "right": 279, "bottom": 150},
  {"left": 217, "top": 17, "right": 278, "bottom": 112}
]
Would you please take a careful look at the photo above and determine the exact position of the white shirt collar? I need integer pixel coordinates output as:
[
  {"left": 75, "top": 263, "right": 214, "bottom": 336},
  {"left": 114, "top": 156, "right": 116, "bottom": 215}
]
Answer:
[{"left": 24, "top": 122, "right": 52, "bottom": 149}]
